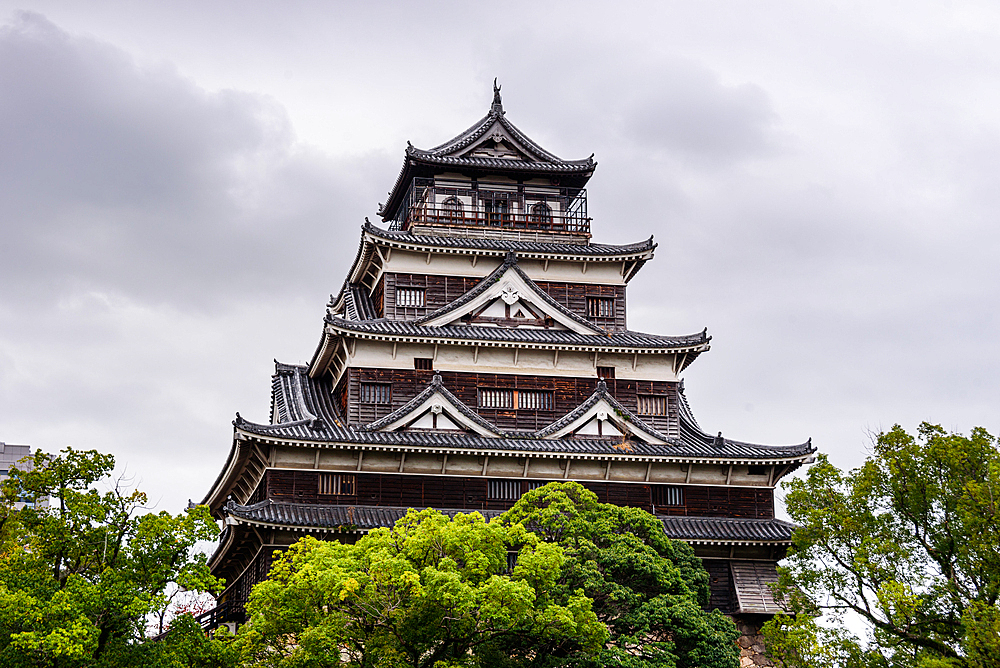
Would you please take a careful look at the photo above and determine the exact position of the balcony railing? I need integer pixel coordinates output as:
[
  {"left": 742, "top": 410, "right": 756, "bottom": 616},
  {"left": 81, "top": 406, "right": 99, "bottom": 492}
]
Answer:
[{"left": 392, "top": 178, "right": 590, "bottom": 236}]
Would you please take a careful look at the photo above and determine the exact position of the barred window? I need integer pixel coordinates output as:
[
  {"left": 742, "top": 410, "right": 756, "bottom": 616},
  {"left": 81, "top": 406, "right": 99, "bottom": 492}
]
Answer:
[
  {"left": 478, "top": 388, "right": 553, "bottom": 411},
  {"left": 587, "top": 296, "right": 615, "bottom": 318},
  {"left": 637, "top": 394, "right": 668, "bottom": 415},
  {"left": 597, "top": 366, "right": 615, "bottom": 380},
  {"left": 526, "top": 480, "right": 550, "bottom": 491},
  {"left": 360, "top": 383, "right": 391, "bottom": 404},
  {"left": 488, "top": 479, "right": 521, "bottom": 500},
  {"left": 518, "top": 390, "right": 553, "bottom": 410},
  {"left": 396, "top": 287, "right": 425, "bottom": 307},
  {"left": 479, "top": 388, "right": 513, "bottom": 409},
  {"left": 529, "top": 201, "right": 552, "bottom": 223},
  {"left": 651, "top": 485, "right": 683, "bottom": 507},
  {"left": 319, "top": 473, "right": 356, "bottom": 495},
  {"left": 414, "top": 357, "right": 433, "bottom": 371}
]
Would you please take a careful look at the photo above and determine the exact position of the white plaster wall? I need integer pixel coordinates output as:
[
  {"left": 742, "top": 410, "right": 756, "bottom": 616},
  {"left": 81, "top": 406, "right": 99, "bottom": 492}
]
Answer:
[{"left": 347, "top": 339, "right": 680, "bottom": 381}]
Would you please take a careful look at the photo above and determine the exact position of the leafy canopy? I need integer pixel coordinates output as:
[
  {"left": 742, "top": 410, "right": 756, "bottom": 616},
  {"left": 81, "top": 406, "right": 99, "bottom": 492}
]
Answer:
[
  {"left": 0, "top": 447, "right": 231, "bottom": 668},
  {"left": 499, "top": 482, "right": 740, "bottom": 668},
  {"left": 763, "top": 423, "right": 1000, "bottom": 668},
  {"left": 238, "top": 507, "right": 606, "bottom": 668}
]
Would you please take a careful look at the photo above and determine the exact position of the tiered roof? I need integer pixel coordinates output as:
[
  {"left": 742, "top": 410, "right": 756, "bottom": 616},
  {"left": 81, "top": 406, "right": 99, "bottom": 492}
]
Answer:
[
  {"left": 236, "top": 363, "right": 814, "bottom": 462},
  {"left": 379, "top": 83, "right": 595, "bottom": 222}
]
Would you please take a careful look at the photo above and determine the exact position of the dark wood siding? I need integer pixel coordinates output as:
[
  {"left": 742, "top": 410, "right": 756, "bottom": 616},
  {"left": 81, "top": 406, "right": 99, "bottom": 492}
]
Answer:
[
  {"left": 380, "top": 273, "right": 627, "bottom": 331},
  {"left": 343, "top": 368, "right": 677, "bottom": 434},
  {"left": 263, "top": 470, "right": 773, "bottom": 518},
  {"left": 704, "top": 560, "right": 735, "bottom": 612}
]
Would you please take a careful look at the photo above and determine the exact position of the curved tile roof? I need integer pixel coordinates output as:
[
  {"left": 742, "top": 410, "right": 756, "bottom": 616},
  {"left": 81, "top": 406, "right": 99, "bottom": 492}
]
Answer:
[
  {"left": 225, "top": 500, "right": 794, "bottom": 545},
  {"left": 226, "top": 499, "right": 503, "bottom": 530},
  {"left": 323, "top": 316, "right": 710, "bottom": 352},
  {"left": 246, "top": 364, "right": 815, "bottom": 462},
  {"left": 363, "top": 222, "right": 655, "bottom": 258},
  {"left": 660, "top": 516, "right": 796, "bottom": 543}
]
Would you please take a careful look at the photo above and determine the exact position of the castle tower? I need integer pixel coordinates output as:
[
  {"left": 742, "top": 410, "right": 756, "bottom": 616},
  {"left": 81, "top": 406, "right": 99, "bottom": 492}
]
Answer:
[{"left": 200, "top": 85, "right": 814, "bottom": 649}]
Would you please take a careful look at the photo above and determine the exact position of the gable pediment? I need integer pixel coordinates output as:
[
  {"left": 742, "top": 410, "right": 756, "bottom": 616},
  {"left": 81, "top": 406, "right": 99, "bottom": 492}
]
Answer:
[
  {"left": 534, "top": 383, "right": 670, "bottom": 445},
  {"left": 363, "top": 377, "right": 502, "bottom": 437},
  {"left": 419, "top": 264, "right": 603, "bottom": 334}
]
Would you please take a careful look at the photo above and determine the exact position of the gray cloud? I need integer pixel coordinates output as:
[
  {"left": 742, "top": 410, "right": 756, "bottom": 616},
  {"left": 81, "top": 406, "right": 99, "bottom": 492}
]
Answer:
[{"left": 0, "top": 12, "right": 390, "bottom": 310}]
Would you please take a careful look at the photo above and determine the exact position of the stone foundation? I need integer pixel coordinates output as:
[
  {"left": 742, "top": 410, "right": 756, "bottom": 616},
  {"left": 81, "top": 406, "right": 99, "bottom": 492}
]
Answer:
[{"left": 733, "top": 617, "right": 773, "bottom": 667}]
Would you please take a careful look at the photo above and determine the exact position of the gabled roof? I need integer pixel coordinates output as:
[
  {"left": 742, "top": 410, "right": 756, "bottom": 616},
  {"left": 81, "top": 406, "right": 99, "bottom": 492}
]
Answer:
[
  {"left": 415, "top": 252, "right": 605, "bottom": 335},
  {"left": 229, "top": 364, "right": 814, "bottom": 465},
  {"left": 380, "top": 86, "right": 595, "bottom": 221},
  {"left": 534, "top": 380, "right": 670, "bottom": 443},
  {"left": 363, "top": 374, "right": 502, "bottom": 437}
]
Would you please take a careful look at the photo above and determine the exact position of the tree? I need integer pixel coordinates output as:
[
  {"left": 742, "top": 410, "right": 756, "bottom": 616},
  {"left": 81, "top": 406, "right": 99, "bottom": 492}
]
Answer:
[
  {"left": 499, "top": 482, "right": 740, "bottom": 668},
  {"left": 762, "top": 423, "right": 1000, "bottom": 668},
  {"left": 0, "top": 447, "right": 232, "bottom": 667},
  {"left": 238, "top": 508, "right": 606, "bottom": 668}
]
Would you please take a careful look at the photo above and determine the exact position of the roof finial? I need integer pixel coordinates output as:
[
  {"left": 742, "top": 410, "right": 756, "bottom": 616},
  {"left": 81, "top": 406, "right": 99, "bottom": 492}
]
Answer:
[{"left": 492, "top": 78, "right": 503, "bottom": 114}]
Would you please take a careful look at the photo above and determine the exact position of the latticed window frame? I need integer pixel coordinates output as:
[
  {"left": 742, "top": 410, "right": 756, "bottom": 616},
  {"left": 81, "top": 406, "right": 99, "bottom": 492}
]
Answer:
[
  {"left": 478, "top": 388, "right": 553, "bottom": 411},
  {"left": 488, "top": 479, "right": 521, "bottom": 500},
  {"left": 319, "top": 473, "right": 356, "bottom": 496},
  {"left": 637, "top": 394, "right": 668, "bottom": 415},
  {"left": 360, "top": 382, "right": 391, "bottom": 404},
  {"left": 396, "top": 287, "right": 426, "bottom": 308},
  {"left": 586, "top": 296, "right": 615, "bottom": 319}
]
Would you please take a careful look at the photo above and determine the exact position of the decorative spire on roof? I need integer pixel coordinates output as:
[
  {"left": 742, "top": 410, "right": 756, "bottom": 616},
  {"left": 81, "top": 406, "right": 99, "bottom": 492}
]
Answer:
[{"left": 491, "top": 78, "right": 503, "bottom": 115}]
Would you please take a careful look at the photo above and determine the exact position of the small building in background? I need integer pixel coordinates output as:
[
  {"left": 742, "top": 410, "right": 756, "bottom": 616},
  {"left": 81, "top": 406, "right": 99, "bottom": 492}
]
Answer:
[{"left": 0, "top": 442, "right": 48, "bottom": 509}]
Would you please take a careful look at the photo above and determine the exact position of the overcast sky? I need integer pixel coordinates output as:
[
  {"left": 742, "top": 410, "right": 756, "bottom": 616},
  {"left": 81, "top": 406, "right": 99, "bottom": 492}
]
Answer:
[{"left": 1, "top": 1, "right": 998, "bottom": 514}]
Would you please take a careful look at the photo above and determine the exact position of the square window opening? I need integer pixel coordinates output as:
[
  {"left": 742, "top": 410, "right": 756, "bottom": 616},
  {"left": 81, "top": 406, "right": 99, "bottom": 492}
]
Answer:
[
  {"left": 360, "top": 383, "right": 391, "bottom": 404},
  {"left": 637, "top": 394, "right": 668, "bottom": 416}
]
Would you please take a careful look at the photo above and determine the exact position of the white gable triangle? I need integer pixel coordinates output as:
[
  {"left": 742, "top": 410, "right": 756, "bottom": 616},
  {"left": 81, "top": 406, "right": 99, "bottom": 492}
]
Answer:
[
  {"left": 543, "top": 397, "right": 667, "bottom": 444},
  {"left": 421, "top": 265, "right": 603, "bottom": 334},
  {"left": 371, "top": 389, "right": 499, "bottom": 437}
]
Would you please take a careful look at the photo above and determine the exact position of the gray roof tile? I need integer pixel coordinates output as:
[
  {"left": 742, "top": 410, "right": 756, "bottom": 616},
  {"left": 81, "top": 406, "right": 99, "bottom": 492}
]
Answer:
[{"left": 660, "top": 516, "right": 796, "bottom": 543}]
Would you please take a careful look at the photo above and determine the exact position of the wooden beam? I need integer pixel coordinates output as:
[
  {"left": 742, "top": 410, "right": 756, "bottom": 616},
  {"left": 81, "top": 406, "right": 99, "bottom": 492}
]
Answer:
[
  {"left": 685, "top": 464, "right": 692, "bottom": 484},
  {"left": 441, "top": 454, "right": 449, "bottom": 475},
  {"left": 314, "top": 450, "right": 320, "bottom": 469},
  {"left": 398, "top": 452, "right": 407, "bottom": 473},
  {"left": 645, "top": 462, "right": 652, "bottom": 482},
  {"left": 356, "top": 451, "right": 364, "bottom": 471},
  {"left": 726, "top": 464, "right": 733, "bottom": 485},
  {"left": 522, "top": 458, "right": 530, "bottom": 478},
  {"left": 481, "top": 456, "right": 489, "bottom": 475},
  {"left": 563, "top": 460, "right": 572, "bottom": 479},
  {"left": 604, "top": 460, "right": 612, "bottom": 480}
]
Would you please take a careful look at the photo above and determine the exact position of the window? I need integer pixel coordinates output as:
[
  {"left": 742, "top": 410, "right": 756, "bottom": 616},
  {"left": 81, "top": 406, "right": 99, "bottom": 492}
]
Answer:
[
  {"left": 414, "top": 358, "right": 433, "bottom": 371},
  {"left": 479, "top": 388, "right": 513, "bottom": 409},
  {"left": 441, "top": 195, "right": 463, "bottom": 221},
  {"left": 529, "top": 201, "right": 552, "bottom": 224},
  {"left": 597, "top": 366, "right": 615, "bottom": 380},
  {"left": 478, "top": 388, "right": 553, "bottom": 410},
  {"left": 518, "top": 390, "right": 553, "bottom": 410},
  {"left": 319, "top": 473, "right": 356, "bottom": 495},
  {"left": 651, "top": 485, "right": 683, "bottom": 507},
  {"left": 637, "top": 394, "right": 668, "bottom": 415},
  {"left": 526, "top": 480, "right": 550, "bottom": 491},
  {"left": 396, "top": 287, "right": 425, "bottom": 308},
  {"left": 587, "top": 296, "right": 615, "bottom": 319},
  {"left": 488, "top": 479, "right": 521, "bottom": 500},
  {"left": 360, "top": 383, "right": 391, "bottom": 404},
  {"left": 748, "top": 465, "right": 769, "bottom": 476}
]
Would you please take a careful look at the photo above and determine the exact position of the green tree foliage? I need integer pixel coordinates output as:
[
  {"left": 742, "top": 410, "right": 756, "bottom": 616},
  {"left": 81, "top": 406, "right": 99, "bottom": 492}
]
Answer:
[
  {"left": 239, "top": 508, "right": 605, "bottom": 668},
  {"left": 0, "top": 447, "right": 233, "bottom": 667},
  {"left": 499, "top": 482, "right": 740, "bottom": 668},
  {"left": 762, "top": 423, "right": 1000, "bottom": 668}
]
